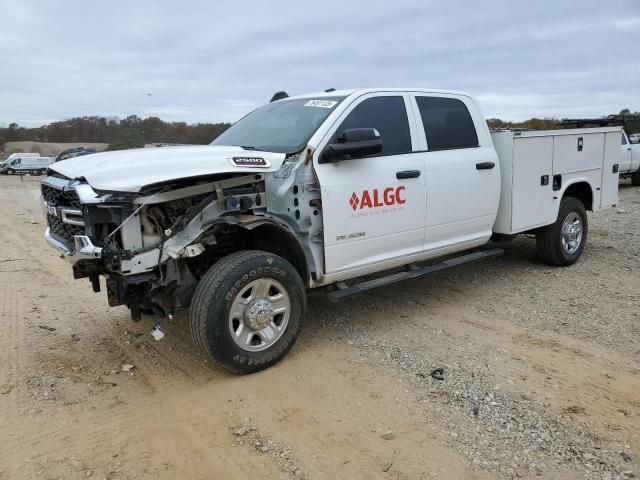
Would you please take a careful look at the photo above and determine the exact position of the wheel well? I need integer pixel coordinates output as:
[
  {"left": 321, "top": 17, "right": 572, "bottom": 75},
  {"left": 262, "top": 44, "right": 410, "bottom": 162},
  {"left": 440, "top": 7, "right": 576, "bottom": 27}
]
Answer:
[
  {"left": 247, "top": 224, "right": 309, "bottom": 283},
  {"left": 563, "top": 182, "right": 593, "bottom": 211}
]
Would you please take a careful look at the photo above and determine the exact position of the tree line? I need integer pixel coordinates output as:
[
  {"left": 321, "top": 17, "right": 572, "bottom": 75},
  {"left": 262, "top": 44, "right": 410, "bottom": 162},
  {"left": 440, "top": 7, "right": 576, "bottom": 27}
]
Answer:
[
  {"left": 0, "top": 115, "right": 231, "bottom": 151},
  {"left": 487, "top": 109, "right": 640, "bottom": 131},
  {"left": 1, "top": 108, "right": 638, "bottom": 152}
]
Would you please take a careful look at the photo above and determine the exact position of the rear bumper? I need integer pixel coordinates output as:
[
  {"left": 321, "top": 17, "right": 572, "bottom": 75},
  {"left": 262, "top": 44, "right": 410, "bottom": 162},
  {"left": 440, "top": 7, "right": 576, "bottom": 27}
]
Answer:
[{"left": 45, "top": 228, "right": 103, "bottom": 265}]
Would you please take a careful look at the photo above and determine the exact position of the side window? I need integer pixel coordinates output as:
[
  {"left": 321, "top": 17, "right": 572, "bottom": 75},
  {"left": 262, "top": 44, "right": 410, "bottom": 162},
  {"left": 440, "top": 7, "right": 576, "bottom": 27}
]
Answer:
[
  {"left": 621, "top": 133, "right": 627, "bottom": 145},
  {"left": 334, "top": 96, "right": 411, "bottom": 155},
  {"left": 416, "top": 96, "right": 479, "bottom": 151}
]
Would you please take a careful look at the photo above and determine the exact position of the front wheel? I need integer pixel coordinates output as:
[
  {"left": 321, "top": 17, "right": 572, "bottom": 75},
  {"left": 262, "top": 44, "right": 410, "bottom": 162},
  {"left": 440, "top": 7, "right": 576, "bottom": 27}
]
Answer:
[
  {"left": 6, "top": 168, "right": 14, "bottom": 175},
  {"left": 189, "top": 250, "right": 306, "bottom": 374},
  {"left": 632, "top": 169, "right": 640, "bottom": 187},
  {"left": 536, "top": 197, "right": 588, "bottom": 266}
]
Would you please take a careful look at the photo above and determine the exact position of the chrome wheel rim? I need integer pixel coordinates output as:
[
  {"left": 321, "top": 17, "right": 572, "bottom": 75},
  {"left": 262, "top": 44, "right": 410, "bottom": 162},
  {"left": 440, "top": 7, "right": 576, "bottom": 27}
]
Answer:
[
  {"left": 561, "top": 212, "right": 583, "bottom": 254},
  {"left": 228, "top": 278, "right": 290, "bottom": 352}
]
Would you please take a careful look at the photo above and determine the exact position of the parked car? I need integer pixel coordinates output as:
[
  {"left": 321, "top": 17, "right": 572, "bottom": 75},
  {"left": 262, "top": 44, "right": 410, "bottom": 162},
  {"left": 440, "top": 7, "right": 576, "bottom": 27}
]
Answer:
[
  {"left": 629, "top": 133, "right": 640, "bottom": 144},
  {"left": 1, "top": 155, "right": 54, "bottom": 175},
  {"left": 41, "top": 88, "right": 620, "bottom": 373},
  {"left": 55, "top": 147, "right": 97, "bottom": 162}
]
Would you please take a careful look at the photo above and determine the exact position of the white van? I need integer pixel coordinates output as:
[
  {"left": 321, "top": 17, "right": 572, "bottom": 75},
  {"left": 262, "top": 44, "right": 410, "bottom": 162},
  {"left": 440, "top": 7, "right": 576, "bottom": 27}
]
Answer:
[
  {"left": 1, "top": 152, "right": 42, "bottom": 169},
  {"left": 4, "top": 152, "right": 41, "bottom": 162},
  {"left": 1, "top": 155, "right": 54, "bottom": 175}
]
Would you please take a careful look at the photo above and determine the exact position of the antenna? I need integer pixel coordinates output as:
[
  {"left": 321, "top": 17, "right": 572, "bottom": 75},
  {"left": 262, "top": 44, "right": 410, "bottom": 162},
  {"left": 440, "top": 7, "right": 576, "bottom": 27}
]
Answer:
[{"left": 270, "top": 91, "right": 289, "bottom": 102}]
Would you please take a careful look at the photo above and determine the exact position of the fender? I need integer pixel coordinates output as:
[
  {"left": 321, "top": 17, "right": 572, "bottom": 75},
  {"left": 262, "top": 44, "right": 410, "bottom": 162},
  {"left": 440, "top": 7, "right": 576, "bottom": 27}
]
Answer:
[
  {"left": 553, "top": 177, "right": 595, "bottom": 217},
  {"left": 216, "top": 214, "right": 315, "bottom": 285}
]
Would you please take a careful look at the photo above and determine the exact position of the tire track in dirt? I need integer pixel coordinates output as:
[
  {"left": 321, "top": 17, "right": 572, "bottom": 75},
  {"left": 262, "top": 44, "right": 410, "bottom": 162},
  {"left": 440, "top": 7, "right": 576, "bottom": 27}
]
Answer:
[
  {"left": 0, "top": 226, "right": 33, "bottom": 419},
  {"left": 0, "top": 280, "right": 22, "bottom": 418}
]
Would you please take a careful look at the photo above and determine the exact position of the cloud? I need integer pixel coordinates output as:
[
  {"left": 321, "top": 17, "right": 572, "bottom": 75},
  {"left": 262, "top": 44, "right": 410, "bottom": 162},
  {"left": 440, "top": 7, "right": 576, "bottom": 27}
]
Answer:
[{"left": 0, "top": 0, "right": 638, "bottom": 126}]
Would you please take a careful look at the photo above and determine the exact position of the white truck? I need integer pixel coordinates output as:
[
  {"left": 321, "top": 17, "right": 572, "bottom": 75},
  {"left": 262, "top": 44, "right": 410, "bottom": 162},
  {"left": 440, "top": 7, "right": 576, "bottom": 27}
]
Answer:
[
  {"left": 2, "top": 154, "right": 54, "bottom": 175},
  {"left": 620, "top": 130, "right": 640, "bottom": 185},
  {"left": 41, "top": 88, "right": 620, "bottom": 373}
]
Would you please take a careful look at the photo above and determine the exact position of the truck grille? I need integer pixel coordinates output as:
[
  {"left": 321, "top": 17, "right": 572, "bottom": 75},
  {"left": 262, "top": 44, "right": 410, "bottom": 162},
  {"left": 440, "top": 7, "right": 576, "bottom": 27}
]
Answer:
[
  {"left": 42, "top": 182, "right": 86, "bottom": 247},
  {"left": 47, "top": 214, "right": 85, "bottom": 246},
  {"left": 41, "top": 184, "right": 82, "bottom": 209}
]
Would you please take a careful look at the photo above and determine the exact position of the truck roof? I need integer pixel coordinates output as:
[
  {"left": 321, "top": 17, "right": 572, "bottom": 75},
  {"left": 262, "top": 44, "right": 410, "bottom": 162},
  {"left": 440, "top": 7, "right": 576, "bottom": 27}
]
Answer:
[{"left": 285, "top": 87, "right": 472, "bottom": 100}]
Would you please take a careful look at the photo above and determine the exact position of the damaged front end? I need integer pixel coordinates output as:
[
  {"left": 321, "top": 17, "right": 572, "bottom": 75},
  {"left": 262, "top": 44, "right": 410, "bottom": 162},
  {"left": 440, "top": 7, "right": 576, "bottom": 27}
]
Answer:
[{"left": 42, "top": 172, "right": 269, "bottom": 320}]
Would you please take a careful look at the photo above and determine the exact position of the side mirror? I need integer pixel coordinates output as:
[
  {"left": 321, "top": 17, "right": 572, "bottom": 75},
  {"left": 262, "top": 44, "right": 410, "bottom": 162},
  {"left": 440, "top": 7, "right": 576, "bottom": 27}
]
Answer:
[{"left": 320, "top": 128, "right": 383, "bottom": 163}]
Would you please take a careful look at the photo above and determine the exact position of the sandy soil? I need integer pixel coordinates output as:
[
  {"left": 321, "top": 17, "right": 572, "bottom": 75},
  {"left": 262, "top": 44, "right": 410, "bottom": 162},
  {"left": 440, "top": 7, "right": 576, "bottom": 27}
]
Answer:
[{"left": 0, "top": 176, "right": 638, "bottom": 480}]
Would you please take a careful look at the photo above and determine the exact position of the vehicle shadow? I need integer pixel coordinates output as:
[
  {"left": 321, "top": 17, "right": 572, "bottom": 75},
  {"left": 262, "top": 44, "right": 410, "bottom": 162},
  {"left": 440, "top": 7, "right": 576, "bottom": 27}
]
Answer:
[
  {"left": 303, "top": 236, "right": 540, "bottom": 337},
  {"left": 97, "top": 236, "right": 556, "bottom": 383}
]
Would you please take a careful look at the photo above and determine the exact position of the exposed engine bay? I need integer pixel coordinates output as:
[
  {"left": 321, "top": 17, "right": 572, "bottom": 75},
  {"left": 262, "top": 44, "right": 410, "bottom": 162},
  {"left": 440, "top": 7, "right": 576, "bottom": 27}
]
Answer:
[{"left": 41, "top": 150, "right": 324, "bottom": 320}]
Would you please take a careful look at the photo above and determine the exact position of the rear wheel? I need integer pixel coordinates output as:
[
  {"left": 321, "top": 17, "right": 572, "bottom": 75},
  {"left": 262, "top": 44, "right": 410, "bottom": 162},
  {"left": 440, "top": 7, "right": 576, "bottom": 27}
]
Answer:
[
  {"left": 189, "top": 250, "right": 306, "bottom": 374},
  {"left": 536, "top": 197, "right": 587, "bottom": 266},
  {"left": 632, "top": 169, "right": 640, "bottom": 187}
]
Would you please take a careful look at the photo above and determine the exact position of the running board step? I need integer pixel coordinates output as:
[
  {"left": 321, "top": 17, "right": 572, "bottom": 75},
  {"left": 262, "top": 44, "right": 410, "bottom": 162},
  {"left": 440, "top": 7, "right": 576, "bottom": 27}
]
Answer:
[{"left": 327, "top": 248, "right": 503, "bottom": 302}]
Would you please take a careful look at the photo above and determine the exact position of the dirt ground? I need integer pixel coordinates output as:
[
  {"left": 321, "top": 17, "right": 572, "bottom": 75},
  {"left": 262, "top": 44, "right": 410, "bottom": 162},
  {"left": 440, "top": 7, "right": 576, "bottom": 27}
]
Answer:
[{"left": 0, "top": 175, "right": 638, "bottom": 480}]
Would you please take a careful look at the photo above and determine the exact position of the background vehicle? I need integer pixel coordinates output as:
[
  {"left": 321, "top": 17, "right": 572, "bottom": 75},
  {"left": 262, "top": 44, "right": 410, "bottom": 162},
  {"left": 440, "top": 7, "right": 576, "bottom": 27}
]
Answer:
[
  {"left": 4, "top": 152, "right": 41, "bottom": 161},
  {"left": 1, "top": 155, "right": 53, "bottom": 175},
  {"left": 620, "top": 130, "right": 640, "bottom": 185},
  {"left": 40, "top": 88, "right": 620, "bottom": 373},
  {"left": 559, "top": 117, "right": 640, "bottom": 185},
  {"left": 630, "top": 133, "right": 640, "bottom": 144},
  {"left": 55, "top": 147, "right": 97, "bottom": 162},
  {"left": 1, "top": 152, "right": 41, "bottom": 169}
]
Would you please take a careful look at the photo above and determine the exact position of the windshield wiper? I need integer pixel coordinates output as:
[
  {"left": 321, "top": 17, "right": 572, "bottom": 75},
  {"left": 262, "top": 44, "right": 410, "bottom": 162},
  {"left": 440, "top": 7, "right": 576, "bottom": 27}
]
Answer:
[{"left": 240, "top": 145, "right": 257, "bottom": 150}]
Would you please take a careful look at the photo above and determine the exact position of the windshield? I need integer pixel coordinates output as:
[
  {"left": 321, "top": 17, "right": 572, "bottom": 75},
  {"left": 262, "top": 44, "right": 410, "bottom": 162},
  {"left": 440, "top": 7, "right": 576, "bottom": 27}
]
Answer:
[{"left": 212, "top": 96, "right": 346, "bottom": 153}]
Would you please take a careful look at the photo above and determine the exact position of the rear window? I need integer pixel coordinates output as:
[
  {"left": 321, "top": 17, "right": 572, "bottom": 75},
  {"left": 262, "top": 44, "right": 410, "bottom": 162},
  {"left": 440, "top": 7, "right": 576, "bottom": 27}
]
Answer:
[{"left": 416, "top": 96, "right": 479, "bottom": 151}]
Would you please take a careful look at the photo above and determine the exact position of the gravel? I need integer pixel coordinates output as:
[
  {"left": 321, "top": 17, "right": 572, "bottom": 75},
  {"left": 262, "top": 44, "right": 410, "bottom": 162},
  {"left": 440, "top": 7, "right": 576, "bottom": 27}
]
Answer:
[{"left": 306, "top": 181, "right": 640, "bottom": 479}]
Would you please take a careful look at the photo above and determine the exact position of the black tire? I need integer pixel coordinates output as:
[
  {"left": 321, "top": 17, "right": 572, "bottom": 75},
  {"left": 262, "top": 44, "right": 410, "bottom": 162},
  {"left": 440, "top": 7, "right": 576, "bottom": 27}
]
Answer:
[
  {"left": 6, "top": 168, "right": 14, "bottom": 175},
  {"left": 536, "top": 197, "right": 588, "bottom": 266},
  {"left": 632, "top": 169, "right": 640, "bottom": 187},
  {"left": 189, "top": 250, "right": 306, "bottom": 374}
]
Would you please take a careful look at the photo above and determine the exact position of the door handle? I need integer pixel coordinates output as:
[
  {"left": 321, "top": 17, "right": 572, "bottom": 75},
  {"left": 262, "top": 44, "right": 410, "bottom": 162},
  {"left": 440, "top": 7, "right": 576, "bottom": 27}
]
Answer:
[
  {"left": 476, "top": 162, "right": 495, "bottom": 170},
  {"left": 396, "top": 170, "right": 421, "bottom": 179}
]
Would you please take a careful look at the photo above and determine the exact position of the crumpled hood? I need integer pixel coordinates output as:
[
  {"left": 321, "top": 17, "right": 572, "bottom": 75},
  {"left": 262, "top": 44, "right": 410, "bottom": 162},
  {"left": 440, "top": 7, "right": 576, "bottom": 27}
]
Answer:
[{"left": 49, "top": 145, "right": 287, "bottom": 192}]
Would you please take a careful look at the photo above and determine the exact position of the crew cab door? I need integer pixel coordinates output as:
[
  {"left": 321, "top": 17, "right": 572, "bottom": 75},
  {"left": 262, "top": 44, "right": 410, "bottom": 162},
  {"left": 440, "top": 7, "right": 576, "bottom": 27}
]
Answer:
[
  {"left": 313, "top": 93, "right": 426, "bottom": 276},
  {"left": 620, "top": 131, "right": 633, "bottom": 173},
  {"left": 409, "top": 94, "right": 500, "bottom": 251}
]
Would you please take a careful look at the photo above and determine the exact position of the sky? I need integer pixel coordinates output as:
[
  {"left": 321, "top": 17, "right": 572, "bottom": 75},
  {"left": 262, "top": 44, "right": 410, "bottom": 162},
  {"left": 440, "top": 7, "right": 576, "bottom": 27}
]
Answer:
[{"left": 1, "top": 0, "right": 639, "bottom": 127}]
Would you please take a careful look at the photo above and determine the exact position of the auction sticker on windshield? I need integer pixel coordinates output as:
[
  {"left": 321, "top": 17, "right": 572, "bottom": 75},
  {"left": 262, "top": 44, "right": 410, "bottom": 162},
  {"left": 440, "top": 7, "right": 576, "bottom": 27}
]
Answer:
[{"left": 304, "top": 100, "right": 338, "bottom": 108}]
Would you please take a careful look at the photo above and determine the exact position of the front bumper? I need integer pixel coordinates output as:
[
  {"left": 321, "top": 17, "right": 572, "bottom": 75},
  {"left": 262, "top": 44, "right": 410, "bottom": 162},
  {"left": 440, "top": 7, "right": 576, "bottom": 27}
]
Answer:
[{"left": 45, "top": 228, "right": 103, "bottom": 265}]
